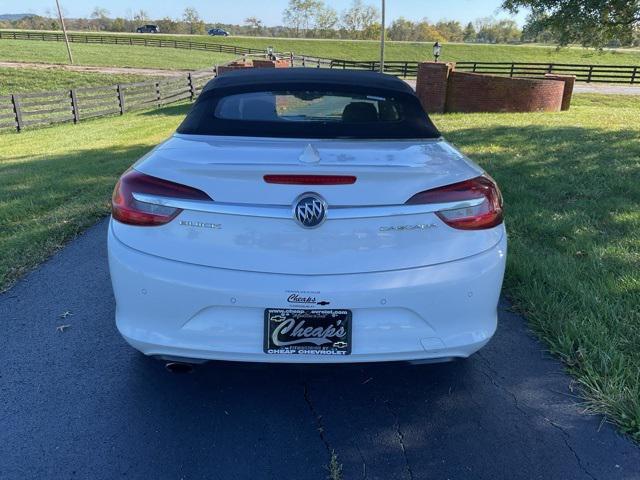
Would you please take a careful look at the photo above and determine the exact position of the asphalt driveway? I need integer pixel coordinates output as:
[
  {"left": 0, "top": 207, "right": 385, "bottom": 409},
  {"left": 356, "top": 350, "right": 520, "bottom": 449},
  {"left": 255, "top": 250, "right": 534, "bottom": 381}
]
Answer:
[{"left": 1, "top": 219, "right": 638, "bottom": 479}]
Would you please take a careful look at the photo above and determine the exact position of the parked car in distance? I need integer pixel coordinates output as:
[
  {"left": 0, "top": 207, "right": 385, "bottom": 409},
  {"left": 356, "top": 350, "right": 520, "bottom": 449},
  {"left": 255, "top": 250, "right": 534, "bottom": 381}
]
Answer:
[
  {"left": 208, "top": 28, "right": 230, "bottom": 36},
  {"left": 109, "top": 68, "right": 506, "bottom": 366},
  {"left": 136, "top": 24, "right": 160, "bottom": 33}
]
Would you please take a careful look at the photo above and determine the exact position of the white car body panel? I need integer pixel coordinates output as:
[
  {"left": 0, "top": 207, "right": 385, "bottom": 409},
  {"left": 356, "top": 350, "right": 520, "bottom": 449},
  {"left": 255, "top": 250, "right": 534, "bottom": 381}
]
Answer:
[
  {"left": 113, "top": 136, "right": 501, "bottom": 275},
  {"left": 108, "top": 70, "right": 507, "bottom": 364},
  {"left": 109, "top": 222, "right": 506, "bottom": 363},
  {"left": 109, "top": 133, "right": 507, "bottom": 363}
]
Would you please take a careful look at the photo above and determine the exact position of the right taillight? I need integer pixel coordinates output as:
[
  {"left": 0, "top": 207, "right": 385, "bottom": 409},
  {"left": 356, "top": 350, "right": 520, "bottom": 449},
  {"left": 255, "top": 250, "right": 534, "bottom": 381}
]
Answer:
[
  {"left": 111, "top": 169, "right": 211, "bottom": 226},
  {"left": 406, "top": 176, "right": 503, "bottom": 230}
]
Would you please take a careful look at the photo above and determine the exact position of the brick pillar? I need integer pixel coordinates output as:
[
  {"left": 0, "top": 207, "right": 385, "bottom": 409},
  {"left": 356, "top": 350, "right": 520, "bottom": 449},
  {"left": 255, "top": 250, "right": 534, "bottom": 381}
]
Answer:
[
  {"left": 415, "top": 61, "right": 455, "bottom": 114},
  {"left": 544, "top": 74, "right": 575, "bottom": 111}
]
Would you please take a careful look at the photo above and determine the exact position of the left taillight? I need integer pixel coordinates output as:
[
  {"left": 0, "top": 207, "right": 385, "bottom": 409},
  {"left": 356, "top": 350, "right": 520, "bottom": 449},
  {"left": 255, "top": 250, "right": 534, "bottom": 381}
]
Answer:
[
  {"left": 111, "top": 169, "right": 211, "bottom": 226},
  {"left": 406, "top": 175, "right": 503, "bottom": 230}
]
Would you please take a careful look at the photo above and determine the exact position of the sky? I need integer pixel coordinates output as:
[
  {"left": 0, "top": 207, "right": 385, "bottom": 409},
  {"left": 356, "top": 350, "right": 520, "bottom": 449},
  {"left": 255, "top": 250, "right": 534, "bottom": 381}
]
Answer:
[{"left": 3, "top": 0, "right": 527, "bottom": 26}]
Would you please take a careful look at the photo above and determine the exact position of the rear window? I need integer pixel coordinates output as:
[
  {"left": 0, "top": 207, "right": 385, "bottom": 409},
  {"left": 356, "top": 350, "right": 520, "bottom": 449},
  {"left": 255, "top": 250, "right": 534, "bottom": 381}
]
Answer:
[
  {"left": 215, "top": 91, "right": 403, "bottom": 123},
  {"left": 177, "top": 85, "right": 440, "bottom": 139}
]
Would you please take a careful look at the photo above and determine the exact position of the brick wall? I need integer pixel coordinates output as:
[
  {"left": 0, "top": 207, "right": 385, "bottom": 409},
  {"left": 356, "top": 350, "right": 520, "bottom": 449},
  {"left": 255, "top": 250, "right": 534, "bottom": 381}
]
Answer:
[
  {"left": 544, "top": 74, "right": 576, "bottom": 111},
  {"left": 217, "top": 60, "right": 252, "bottom": 75},
  {"left": 415, "top": 62, "right": 455, "bottom": 113},
  {"left": 218, "top": 58, "right": 291, "bottom": 75},
  {"left": 252, "top": 59, "right": 291, "bottom": 68},
  {"left": 444, "top": 71, "right": 565, "bottom": 113}
]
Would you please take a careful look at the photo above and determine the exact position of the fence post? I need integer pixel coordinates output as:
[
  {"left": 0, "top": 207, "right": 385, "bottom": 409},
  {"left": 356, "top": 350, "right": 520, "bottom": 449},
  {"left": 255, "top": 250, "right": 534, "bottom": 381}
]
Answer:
[
  {"left": 187, "top": 73, "right": 195, "bottom": 100},
  {"left": 155, "top": 82, "right": 161, "bottom": 107},
  {"left": 472, "top": 62, "right": 477, "bottom": 72},
  {"left": 290, "top": 52, "right": 294, "bottom": 67},
  {"left": 302, "top": 56, "right": 306, "bottom": 67},
  {"left": 317, "top": 58, "right": 321, "bottom": 68},
  {"left": 587, "top": 65, "right": 594, "bottom": 83},
  {"left": 510, "top": 62, "right": 515, "bottom": 77},
  {"left": 11, "top": 94, "right": 23, "bottom": 132},
  {"left": 403, "top": 62, "right": 408, "bottom": 78},
  {"left": 117, "top": 84, "right": 125, "bottom": 114},
  {"left": 70, "top": 89, "right": 79, "bottom": 123},
  {"left": 631, "top": 66, "right": 637, "bottom": 85}
]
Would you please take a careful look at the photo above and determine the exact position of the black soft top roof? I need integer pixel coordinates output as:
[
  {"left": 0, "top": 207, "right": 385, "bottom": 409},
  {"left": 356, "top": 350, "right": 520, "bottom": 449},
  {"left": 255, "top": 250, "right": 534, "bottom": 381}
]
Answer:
[
  {"left": 202, "top": 68, "right": 415, "bottom": 95},
  {"left": 178, "top": 68, "right": 440, "bottom": 139}
]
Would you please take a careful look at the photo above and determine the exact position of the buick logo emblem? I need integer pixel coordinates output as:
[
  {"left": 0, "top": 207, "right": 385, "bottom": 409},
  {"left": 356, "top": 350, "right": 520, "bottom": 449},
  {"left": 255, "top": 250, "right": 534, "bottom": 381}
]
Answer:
[{"left": 293, "top": 193, "right": 327, "bottom": 228}]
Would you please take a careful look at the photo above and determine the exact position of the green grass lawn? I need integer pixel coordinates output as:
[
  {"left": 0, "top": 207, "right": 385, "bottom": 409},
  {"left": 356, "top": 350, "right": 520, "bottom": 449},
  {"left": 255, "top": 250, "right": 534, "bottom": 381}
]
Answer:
[
  {"left": 0, "top": 94, "right": 638, "bottom": 440},
  {"left": 0, "top": 103, "right": 187, "bottom": 288},
  {"left": 0, "top": 67, "right": 150, "bottom": 95},
  {"left": 3, "top": 32, "right": 640, "bottom": 68},
  {"left": 0, "top": 39, "right": 237, "bottom": 70},
  {"left": 439, "top": 94, "right": 640, "bottom": 440},
  {"left": 193, "top": 35, "right": 640, "bottom": 65}
]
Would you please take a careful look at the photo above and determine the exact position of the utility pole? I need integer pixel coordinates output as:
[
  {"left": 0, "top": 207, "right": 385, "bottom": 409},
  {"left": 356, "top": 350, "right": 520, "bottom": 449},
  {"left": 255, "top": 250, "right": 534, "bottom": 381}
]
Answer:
[
  {"left": 55, "top": 0, "right": 73, "bottom": 64},
  {"left": 379, "top": 0, "right": 386, "bottom": 73}
]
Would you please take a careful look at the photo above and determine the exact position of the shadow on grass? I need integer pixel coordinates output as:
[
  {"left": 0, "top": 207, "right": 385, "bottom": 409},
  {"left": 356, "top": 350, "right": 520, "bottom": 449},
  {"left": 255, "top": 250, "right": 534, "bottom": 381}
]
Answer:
[
  {"left": 447, "top": 123, "right": 640, "bottom": 302},
  {"left": 0, "top": 143, "right": 156, "bottom": 290},
  {"left": 446, "top": 123, "right": 640, "bottom": 439}
]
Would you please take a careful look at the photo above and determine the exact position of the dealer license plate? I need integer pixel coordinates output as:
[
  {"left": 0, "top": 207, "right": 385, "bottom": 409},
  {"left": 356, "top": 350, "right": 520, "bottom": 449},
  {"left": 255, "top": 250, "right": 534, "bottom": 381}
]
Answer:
[{"left": 264, "top": 309, "right": 352, "bottom": 356}]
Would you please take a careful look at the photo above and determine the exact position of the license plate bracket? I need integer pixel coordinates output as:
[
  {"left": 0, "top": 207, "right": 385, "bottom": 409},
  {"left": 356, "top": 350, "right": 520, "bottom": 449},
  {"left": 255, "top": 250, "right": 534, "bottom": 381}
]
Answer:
[{"left": 264, "top": 309, "right": 352, "bottom": 356}]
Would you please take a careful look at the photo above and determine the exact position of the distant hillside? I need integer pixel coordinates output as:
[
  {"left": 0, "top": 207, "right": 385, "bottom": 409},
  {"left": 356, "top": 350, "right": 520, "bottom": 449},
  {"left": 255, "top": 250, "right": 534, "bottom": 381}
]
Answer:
[{"left": 0, "top": 13, "right": 33, "bottom": 21}]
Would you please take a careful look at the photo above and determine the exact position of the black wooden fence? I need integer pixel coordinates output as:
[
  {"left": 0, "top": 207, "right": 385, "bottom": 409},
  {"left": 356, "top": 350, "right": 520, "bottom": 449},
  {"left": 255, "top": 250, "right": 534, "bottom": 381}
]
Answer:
[
  {"left": 0, "top": 69, "right": 216, "bottom": 132},
  {"left": 291, "top": 55, "right": 640, "bottom": 83},
  {"left": 0, "top": 30, "right": 265, "bottom": 55},
  {"left": 2, "top": 29, "right": 639, "bottom": 83}
]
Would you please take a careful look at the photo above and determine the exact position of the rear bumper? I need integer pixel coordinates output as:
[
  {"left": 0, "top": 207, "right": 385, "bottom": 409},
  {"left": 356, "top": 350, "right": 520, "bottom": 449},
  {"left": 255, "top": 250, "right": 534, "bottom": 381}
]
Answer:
[{"left": 108, "top": 220, "right": 507, "bottom": 364}]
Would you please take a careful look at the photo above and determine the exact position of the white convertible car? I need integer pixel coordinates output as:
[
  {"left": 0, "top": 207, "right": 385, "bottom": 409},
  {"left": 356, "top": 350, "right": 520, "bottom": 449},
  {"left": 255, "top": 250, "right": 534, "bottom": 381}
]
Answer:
[{"left": 108, "top": 68, "right": 506, "bottom": 366}]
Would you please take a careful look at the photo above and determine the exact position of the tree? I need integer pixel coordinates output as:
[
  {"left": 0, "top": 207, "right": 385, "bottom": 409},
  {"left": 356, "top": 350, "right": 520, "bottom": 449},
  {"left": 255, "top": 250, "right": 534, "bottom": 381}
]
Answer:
[
  {"left": 183, "top": 7, "right": 205, "bottom": 35},
  {"left": 111, "top": 17, "right": 127, "bottom": 32},
  {"left": 388, "top": 18, "right": 415, "bottom": 41},
  {"left": 361, "top": 22, "right": 382, "bottom": 40},
  {"left": 436, "top": 20, "right": 464, "bottom": 42},
  {"left": 521, "top": 12, "right": 558, "bottom": 43},
  {"left": 463, "top": 22, "right": 476, "bottom": 42},
  {"left": 245, "top": 16, "right": 263, "bottom": 30},
  {"left": 133, "top": 10, "right": 149, "bottom": 24},
  {"left": 414, "top": 20, "right": 445, "bottom": 42},
  {"left": 156, "top": 17, "right": 181, "bottom": 34},
  {"left": 341, "top": 0, "right": 379, "bottom": 39},
  {"left": 313, "top": 4, "right": 338, "bottom": 37},
  {"left": 283, "top": 0, "right": 322, "bottom": 37},
  {"left": 91, "top": 7, "right": 109, "bottom": 20},
  {"left": 90, "top": 7, "right": 110, "bottom": 31},
  {"left": 474, "top": 17, "right": 521, "bottom": 43},
  {"left": 502, "top": 0, "right": 640, "bottom": 48}
]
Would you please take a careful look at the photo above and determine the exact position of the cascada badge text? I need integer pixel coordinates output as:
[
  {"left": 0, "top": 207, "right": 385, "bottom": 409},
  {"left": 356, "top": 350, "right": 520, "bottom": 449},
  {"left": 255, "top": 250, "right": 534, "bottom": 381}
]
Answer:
[{"left": 287, "top": 293, "right": 331, "bottom": 306}]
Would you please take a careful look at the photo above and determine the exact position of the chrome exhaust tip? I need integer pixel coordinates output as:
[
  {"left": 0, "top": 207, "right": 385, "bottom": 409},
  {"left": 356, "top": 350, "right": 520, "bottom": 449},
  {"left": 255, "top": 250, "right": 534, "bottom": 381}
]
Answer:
[{"left": 165, "top": 362, "right": 194, "bottom": 374}]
